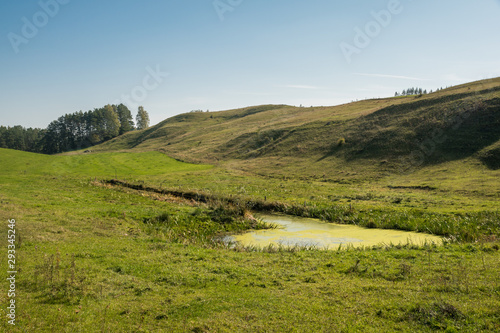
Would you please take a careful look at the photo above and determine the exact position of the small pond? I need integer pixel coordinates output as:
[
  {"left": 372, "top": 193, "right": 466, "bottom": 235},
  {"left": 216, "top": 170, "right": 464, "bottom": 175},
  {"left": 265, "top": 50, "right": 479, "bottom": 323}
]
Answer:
[{"left": 227, "top": 214, "right": 442, "bottom": 249}]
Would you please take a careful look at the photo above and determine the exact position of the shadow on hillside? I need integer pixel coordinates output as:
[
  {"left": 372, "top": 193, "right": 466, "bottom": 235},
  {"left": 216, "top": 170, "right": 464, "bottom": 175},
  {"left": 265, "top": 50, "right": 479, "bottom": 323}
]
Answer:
[{"left": 320, "top": 93, "right": 500, "bottom": 169}]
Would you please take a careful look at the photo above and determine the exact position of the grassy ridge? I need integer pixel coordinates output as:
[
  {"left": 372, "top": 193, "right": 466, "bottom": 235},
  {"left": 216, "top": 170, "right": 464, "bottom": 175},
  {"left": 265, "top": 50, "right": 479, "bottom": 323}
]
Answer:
[
  {"left": 93, "top": 78, "right": 500, "bottom": 174},
  {"left": 89, "top": 78, "right": 500, "bottom": 211}
]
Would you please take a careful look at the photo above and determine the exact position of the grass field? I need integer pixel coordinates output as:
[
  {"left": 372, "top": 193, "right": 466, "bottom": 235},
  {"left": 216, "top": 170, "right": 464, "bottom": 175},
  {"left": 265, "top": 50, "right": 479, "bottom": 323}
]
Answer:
[
  {"left": 1, "top": 78, "right": 500, "bottom": 332},
  {"left": 0, "top": 147, "right": 499, "bottom": 332}
]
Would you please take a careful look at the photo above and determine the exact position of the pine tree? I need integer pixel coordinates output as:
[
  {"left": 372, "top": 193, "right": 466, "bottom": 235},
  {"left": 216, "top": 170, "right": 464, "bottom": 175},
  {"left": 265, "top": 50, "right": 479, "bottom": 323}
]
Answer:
[
  {"left": 0, "top": 126, "right": 7, "bottom": 148},
  {"left": 42, "top": 121, "right": 62, "bottom": 154},
  {"left": 115, "top": 104, "right": 135, "bottom": 134}
]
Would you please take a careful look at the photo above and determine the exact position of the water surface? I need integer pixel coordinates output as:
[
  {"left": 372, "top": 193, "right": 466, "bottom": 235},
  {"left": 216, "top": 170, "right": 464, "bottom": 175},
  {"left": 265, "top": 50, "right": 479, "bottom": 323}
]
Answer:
[{"left": 230, "top": 214, "right": 442, "bottom": 249}]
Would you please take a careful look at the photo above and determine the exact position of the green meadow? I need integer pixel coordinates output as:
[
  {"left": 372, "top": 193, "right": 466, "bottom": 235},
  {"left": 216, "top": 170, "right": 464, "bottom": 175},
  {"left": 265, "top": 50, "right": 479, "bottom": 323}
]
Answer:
[
  {"left": 0, "top": 148, "right": 499, "bottom": 332},
  {"left": 1, "top": 79, "right": 500, "bottom": 332}
]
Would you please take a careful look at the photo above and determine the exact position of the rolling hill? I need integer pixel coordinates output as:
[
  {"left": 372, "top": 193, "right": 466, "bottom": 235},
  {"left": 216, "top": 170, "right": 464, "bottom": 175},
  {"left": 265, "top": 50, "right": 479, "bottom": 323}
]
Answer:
[{"left": 92, "top": 78, "right": 500, "bottom": 181}]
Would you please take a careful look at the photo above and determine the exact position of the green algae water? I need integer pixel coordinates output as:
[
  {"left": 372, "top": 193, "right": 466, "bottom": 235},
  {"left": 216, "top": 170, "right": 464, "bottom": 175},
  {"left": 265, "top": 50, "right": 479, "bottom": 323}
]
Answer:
[{"left": 230, "top": 214, "right": 442, "bottom": 249}]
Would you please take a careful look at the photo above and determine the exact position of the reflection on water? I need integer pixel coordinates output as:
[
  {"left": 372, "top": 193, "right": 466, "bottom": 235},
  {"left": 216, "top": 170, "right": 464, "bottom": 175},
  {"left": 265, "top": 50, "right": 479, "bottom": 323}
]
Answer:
[{"left": 228, "top": 214, "right": 442, "bottom": 249}]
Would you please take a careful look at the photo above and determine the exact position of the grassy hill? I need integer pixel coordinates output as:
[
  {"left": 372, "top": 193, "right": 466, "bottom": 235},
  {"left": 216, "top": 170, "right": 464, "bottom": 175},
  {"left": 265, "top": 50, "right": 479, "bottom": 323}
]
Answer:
[
  {"left": 87, "top": 77, "right": 500, "bottom": 215},
  {"left": 93, "top": 78, "right": 500, "bottom": 178}
]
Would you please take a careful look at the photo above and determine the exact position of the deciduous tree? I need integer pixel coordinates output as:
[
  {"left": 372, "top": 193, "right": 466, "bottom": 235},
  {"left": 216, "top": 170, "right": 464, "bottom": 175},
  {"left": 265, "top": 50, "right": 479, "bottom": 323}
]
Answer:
[{"left": 136, "top": 106, "right": 150, "bottom": 130}]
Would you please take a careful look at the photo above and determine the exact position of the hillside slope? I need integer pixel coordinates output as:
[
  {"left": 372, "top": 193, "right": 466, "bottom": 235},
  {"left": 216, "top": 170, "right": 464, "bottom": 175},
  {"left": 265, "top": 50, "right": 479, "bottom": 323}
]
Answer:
[{"left": 93, "top": 78, "right": 500, "bottom": 178}]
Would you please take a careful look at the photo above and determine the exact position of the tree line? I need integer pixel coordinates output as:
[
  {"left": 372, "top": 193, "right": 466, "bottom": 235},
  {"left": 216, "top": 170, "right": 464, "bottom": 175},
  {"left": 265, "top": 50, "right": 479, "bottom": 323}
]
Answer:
[
  {"left": 395, "top": 87, "right": 428, "bottom": 96},
  {"left": 0, "top": 126, "right": 44, "bottom": 153},
  {"left": 395, "top": 86, "right": 448, "bottom": 97},
  {"left": 0, "top": 104, "right": 150, "bottom": 154}
]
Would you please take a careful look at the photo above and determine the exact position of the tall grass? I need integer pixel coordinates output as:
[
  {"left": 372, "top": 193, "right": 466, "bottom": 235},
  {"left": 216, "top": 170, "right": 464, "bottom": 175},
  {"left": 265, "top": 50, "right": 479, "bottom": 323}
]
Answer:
[
  {"left": 105, "top": 179, "right": 500, "bottom": 243},
  {"left": 142, "top": 200, "right": 274, "bottom": 245}
]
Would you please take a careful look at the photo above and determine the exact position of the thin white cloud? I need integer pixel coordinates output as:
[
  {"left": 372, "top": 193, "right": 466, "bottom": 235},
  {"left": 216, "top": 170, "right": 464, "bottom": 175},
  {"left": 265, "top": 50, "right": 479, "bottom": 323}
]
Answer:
[
  {"left": 280, "top": 84, "right": 323, "bottom": 90},
  {"left": 353, "top": 73, "right": 431, "bottom": 81},
  {"left": 233, "top": 91, "right": 276, "bottom": 96}
]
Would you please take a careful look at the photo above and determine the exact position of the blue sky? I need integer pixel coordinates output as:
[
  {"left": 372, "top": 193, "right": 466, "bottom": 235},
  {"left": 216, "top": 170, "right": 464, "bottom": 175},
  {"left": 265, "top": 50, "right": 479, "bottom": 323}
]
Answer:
[{"left": 1, "top": 0, "right": 500, "bottom": 128}]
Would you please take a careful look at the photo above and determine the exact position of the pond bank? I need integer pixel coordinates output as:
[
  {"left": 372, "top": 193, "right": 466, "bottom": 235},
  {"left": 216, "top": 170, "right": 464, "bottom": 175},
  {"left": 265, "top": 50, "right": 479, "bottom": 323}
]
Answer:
[{"left": 101, "top": 179, "right": 494, "bottom": 242}]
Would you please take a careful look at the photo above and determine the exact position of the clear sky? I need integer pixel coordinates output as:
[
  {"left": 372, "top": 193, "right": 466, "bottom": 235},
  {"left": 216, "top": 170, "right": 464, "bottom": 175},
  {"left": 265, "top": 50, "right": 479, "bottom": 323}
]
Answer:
[{"left": 1, "top": 0, "right": 500, "bottom": 128}]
